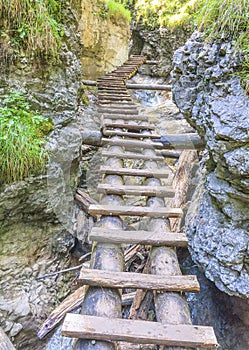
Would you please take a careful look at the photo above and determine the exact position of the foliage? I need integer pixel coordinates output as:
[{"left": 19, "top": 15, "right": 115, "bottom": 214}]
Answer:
[
  {"left": 196, "top": 0, "right": 249, "bottom": 90},
  {"left": 105, "top": 1, "right": 132, "bottom": 23},
  {"left": 0, "top": 91, "right": 54, "bottom": 185},
  {"left": 0, "top": 0, "right": 64, "bottom": 64},
  {"left": 133, "top": 0, "right": 199, "bottom": 29}
]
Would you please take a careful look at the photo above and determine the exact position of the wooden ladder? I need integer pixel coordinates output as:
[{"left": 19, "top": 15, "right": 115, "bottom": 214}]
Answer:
[{"left": 61, "top": 55, "right": 218, "bottom": 349}]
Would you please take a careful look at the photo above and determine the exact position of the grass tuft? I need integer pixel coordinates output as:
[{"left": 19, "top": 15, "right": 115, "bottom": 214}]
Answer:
[
  {"left": 105, "top": 0, "right": 132, "bottom": 24},
  {"left": 0, "top": 90, "right": 54, "bottom": 185}
]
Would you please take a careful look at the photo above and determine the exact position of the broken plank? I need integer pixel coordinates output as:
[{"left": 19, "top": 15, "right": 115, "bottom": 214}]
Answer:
[
  {"left": 97, "top": 184, "right": 174, "bottom": 197},
  {"left": 88, "top": 204, "right": 183, "bottom": 218},
  {"left": 89, "top": 228, "right": 188, "bottom": 247},
  {"left": 101, "top": 150, "right": 164, "bottom": 161},
  {"left": 99, "top": 166, "right": 170, "bottom": 178},
  {"left": 62, "top": 314, "right": 218, "bottom": 348},
  {"left": 78, "top": 268, "right": 199, "bottom": 292}
]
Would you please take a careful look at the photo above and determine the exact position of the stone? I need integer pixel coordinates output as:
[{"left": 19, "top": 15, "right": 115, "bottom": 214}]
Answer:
[{"left": 172, "top": 32, "right": 249, "bottom": 298}]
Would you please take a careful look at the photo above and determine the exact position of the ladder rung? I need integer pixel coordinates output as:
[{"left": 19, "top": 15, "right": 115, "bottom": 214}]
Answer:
[
  {"left": 88, "top": 204, "right": 182, "bottom": 218},
  {"left": 101, "top": 113, "right": 147, "bottom": 120},
  {"left": 78, "top": 268, "right": 199, "bottom": 292},
  {"left": 97, "top": 184, "right": 174, "bottom": 197},
  {"left": 62, "top": 314, "right": 218, "bottom": 348},
  {"left": 98, "top": 108, "right": 138, "bottom": 114},
  {"left": 99, "top": 166, "right": 169, "bottom": 178},
  {"left": 101, "top": 121, "right": 155, "bottom": 131},
  {"left": 89, "top": 227, "right": 188, "bottom": 247},
  {"left": 102, "top": 138, "right": 163, "bottom": 149},
  {"left": 102, "top": 129, "right": 161, "bottom": 139},
  {"left": 102, "top": 151, "right": 164, "bottom": 161}
]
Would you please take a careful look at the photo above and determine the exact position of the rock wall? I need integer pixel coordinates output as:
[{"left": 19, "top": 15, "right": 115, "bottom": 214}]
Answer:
[
  {"left": 79, "top": 0, "right": 130, "bottom": 79},
  {"left": 130, "top": 25, "right": 192, "bottom": 77},
  {"left": 171, "top": 32, "right": 249, "bottom": 299},
  {"left": 0, "top": 1, "right": 84, "bottom": 348}
]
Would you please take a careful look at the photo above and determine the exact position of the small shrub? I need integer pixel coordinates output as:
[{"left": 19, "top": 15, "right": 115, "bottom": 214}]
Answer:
[
  {"left": 105, "top": 1, "right": 132, "bottom": 24},
  {"left": 0, "top": 91, "right": 54, "bottom": 185}
]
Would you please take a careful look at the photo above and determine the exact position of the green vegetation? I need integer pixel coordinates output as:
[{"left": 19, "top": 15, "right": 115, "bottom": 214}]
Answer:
[
  {"left": 106, "top": 1, "right": 132, "bottom": 23},
  {"left": 0, "top": 0, "right": 64, "bottom": 65},
  {"left": 0, "top": 91, "right": 54, "bottom": 185},
  {"left": 196, "top": 0, "right": 249, "bottom": 90},
  {"left": 96, "top": 1, "right": 131, "bottom": 24}
]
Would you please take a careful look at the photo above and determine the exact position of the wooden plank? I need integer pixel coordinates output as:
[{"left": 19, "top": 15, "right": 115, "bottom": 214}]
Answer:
[
  {"left": 89, "top": 227, "right": 188, "bottom": 247},
  {"left": 155, "top": 133, "right": 205, "bottom": 150},
  {"left": 0, "top": 327, "right": 16, "bottom": 350},
  {"left": 102, "top": 129, "right": 161, "bottom": 139},
  {"left": 101, "top": 121, "right": 155, "bottom": 131},
  {"left": 97, "top": 184, "right": 174, "bottom": 197},
  {"left": 101, "top": 150, "right": 164, "bottom": 161},
  {"left": 101, "top": 113, "right": 146, "bottom": 120},
  {"left": 98, "top": 108, "right": 138, "bottom": 114},
  {"left": 62, "top": 314, "right": 218, "bottom": 348},
  {"left": 88, "top": 204, "right": 183, "bottom": 218},
  {"left": 77, "top": 268, "right": 200, "bottom": 292},
  {"left": 99, "top": 166, "right": 170, "bottom": 178},
  {"left": 102, "top": 138, "right": 163, "bottom": 149}
]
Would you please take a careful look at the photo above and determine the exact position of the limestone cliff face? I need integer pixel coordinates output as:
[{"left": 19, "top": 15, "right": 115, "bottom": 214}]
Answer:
[
  {"left": 172, "top": 32, "right": 249, "bottom": 299},
  {"left": 79, "top": 0, "right": 130, "bottom": 79}
]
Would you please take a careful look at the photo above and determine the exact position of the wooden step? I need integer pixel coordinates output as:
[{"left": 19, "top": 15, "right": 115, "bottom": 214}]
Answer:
[
  {"left": 89, "top": 227, "right": 188, "bottom": 247},
  {"left": 101, "top": 150, "right": 164, "bottom": 161},
  {"left": 98, "top": 108, "right": 138, "bottom": 114},
  {"left": 101, "top": 121, "right": 155, "bottom": 131},
  {"left": 102, "top": 138, "right": 163, "bottom": 150},
  {"left": 78, "top": 268, "right": 199, "bottom": 292},
  {"left": 62, "top": 314, "right": 218, "bottom": 348},
  {"left": 102, "top": 129, "right": 161, "bottom": 139},
  {"left": 97, "top": 184, "right": 174, "bottom": 197},
  {"left": 88, "top": 204, "right": 182, "bottom": 218},
  {"left": 99, "top": 166, "right": 170, "bottom": 178},
  {"left": 101, "top": 113, "right": 147, "bottom": 120},
  {"left": 98, "top": 99, "right": 133, "bottom": 104}
]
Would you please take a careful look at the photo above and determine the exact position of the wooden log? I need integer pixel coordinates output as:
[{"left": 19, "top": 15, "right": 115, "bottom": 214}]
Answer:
[
  {"left": 0, "top": 327, "right": 16, "bottom": 350},
  {"left": 83, "top": 80, "right": 171, "bottom": 91},
  {"left": 75, "top": 189, "right": 98, "bottom": 214},
  {"left": 155, "top": 134, "right": 205, "bottom": 150},
  {"left": 98, "top": 108, "right": 138, "bottom": 114},
  {"left": 101, "top": 150, "right": 164, "bottom": 161},
  {"left": 158, "top": 150, "right": 181, "bottom": 159},
  {"left": 99, "top": 166, "right": 169, "bottom": 178},
  {"left": 97, "top": 184, "right": 174, "bottom": 197},
  {"left": 88, "top": 204, "right": 183, "bottom": 218},
  {"left": 89, "top": 228, "right": 188, "bottom": 247},
  {"left": 62, "top": 314, "right": 218, "bottom": 348},
  {"left": 78, "top": 268, "right": 200, "bottom": 292},
  {"left": 81, "top": 131, "right": 102, "bottom": 146}
]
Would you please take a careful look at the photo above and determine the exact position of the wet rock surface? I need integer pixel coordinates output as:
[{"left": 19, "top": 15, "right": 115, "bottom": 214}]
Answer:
[{"left": 172, "top": 32, "right": 249, "bottom": 298}]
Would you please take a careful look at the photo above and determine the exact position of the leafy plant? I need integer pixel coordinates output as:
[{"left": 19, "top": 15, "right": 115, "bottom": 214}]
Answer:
[
  {"left": 0, "top": 90, "right": 54, "bottom": 185},
  {"left": 0, "top": 0, "right": 64, "bottom": 65},
  {"left": 105, "top": 1, "right": 132, "bottom": 24}
]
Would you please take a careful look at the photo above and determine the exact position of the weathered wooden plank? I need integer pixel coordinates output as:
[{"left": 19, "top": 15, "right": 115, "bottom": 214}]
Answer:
[
  {"left": 102, "top": 129, "right": 161, "bottom": 139},
  {"left": 88, "top": 204, "right": 183, "bottom": 218},
  {"left": 97, "top": 184, "right": 174, "bottom": 197},
  {"left": 62, "top": 314, "right": 218, "bottom": 348},
  {"left": 101, "top": 113, "right": 146, "bottom": 120},
  {"left": 101, "top": 121, "right": 155, "bottom": 131},
  {"left": 89, "top": 228, "right": 188, "bottom": 247},
  {"left": 83, "top": 80, "right": 171, "bottom": 91},
  {"left": 98, "top": 108, "right": 138, "bottom": 114},
  {"left": 155, "top": 134, "right": 205, "bottom": 150},
  {"left": 102, "top": 138, "right": 163, "bottom": 149},
  {"left": 99, "top": 166, "right": 169, "bottom": 178},
  {"left": 101, "top": 150, "right": 164, "bottom": 161},
  {"left": 78, "top": 268, "right": 200, "bottom": 292},
  {"left": 0, "top": 327, "right": 16, "bottom": 350}
]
